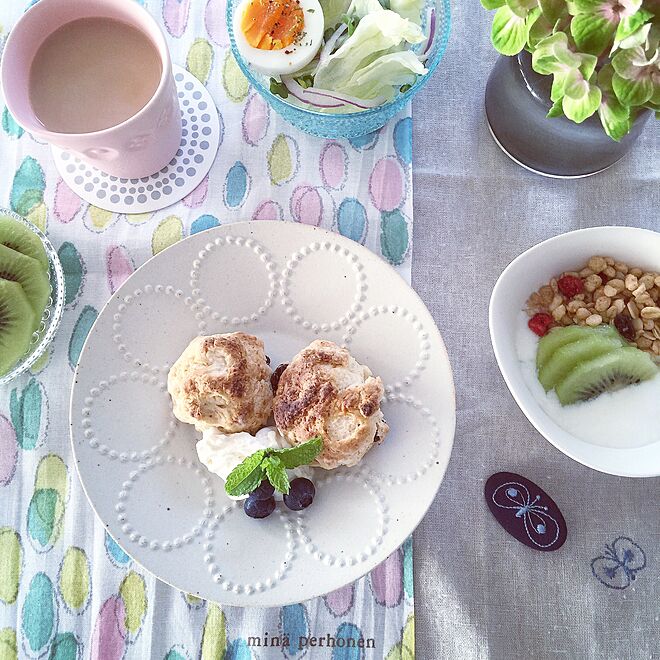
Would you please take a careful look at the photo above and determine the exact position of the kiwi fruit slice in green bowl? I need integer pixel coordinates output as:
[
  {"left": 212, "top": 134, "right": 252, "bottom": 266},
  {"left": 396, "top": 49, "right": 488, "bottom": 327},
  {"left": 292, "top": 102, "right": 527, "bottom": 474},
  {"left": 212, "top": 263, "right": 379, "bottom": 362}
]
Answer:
[
  {"left": 0, "top": 280, "right": 37, "bottom": 375},
  {"left": 0, "top": 215, "right": 49, "bottom": 271},
  {"left": 555, "top": 347, "right": 659, "bottom": 406},
  {"left": 0, "top": 243, "right": 50, "bottom": 328},
  {"left": 0, "top": 210, "right": 64, "bottom": 382}
]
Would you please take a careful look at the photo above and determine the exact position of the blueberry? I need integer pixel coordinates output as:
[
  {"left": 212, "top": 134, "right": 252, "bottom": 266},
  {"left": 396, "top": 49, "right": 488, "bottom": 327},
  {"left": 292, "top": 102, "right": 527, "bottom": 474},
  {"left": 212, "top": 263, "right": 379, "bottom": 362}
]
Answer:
[
  {"left": 244, "top": 494, "right": 276, "bottom": 519},
  {"left": 284, "top": 478, "right": 315, "bottom": 511},
  {"left": 270, "top": 363, "right": 288, "bottom": 392},
  {"left": 252, "top": 480, "right": 275, "bottom": 500}
]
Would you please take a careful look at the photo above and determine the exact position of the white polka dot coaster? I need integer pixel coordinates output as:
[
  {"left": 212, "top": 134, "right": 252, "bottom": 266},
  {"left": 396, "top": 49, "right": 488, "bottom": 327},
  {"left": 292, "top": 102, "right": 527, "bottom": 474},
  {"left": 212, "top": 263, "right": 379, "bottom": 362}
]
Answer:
[{"left": 52, "top": 66, "right": 220, "bottom": 214}]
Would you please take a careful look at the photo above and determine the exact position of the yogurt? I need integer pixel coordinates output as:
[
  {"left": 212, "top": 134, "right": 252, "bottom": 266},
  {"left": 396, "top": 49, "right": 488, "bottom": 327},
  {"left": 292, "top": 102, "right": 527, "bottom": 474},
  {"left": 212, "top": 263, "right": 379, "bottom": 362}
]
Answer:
[
  {"left": 196, "top": 426, "right": 313, "bottom": 499},
  {"left": 516, "top": 312, "right": 660, "bottom": 449}
]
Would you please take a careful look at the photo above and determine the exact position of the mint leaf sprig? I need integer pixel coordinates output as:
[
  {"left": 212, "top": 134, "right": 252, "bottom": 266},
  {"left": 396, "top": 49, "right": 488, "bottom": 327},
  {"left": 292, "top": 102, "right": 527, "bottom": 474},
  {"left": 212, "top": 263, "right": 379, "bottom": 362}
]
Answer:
[{"left": 225, "top": 437, "right": 323, "bottom": 498}]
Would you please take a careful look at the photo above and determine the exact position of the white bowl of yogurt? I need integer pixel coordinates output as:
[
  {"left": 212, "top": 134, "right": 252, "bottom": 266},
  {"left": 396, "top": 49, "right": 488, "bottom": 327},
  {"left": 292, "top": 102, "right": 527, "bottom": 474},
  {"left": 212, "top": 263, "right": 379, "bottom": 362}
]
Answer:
[{"left": 489, "top": 226, "right": 660, "bottom": 478}]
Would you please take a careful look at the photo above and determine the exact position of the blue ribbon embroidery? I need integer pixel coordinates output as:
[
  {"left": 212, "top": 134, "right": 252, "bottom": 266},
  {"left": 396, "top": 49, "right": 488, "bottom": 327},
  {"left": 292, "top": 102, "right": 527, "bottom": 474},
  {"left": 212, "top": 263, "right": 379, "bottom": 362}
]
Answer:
[
  {"left": 491, "top": 481, "right": 561, "bottom": 549},
  {"left": 591, "top": 537, "right": 647, "bottom": 590}
]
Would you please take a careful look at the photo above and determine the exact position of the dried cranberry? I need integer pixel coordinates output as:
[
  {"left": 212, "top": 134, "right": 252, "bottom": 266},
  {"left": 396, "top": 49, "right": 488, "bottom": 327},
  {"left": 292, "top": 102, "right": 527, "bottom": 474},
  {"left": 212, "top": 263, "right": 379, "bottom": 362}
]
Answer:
[
  {"left": 270, "top": 363, "right": 288, "bottom": 392},
  {"left": 614, "top": 313, "right": 635, "bottom": 342},
  {"left": 528, "top": 313, "right": 554, "bottom": 337},
  {"left": 557, "top": 275, "right": 584, "bottom": 298}
]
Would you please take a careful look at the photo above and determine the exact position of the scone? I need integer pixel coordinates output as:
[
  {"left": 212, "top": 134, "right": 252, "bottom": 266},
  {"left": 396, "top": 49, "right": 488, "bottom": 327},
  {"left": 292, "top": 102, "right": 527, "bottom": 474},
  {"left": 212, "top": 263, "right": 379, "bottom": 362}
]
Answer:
[
  {"left": 168, "top": 332, "right": 272, "bottom": 433},
  {"left": 273, "top": 340, "right": 389, "bottom": 469}
]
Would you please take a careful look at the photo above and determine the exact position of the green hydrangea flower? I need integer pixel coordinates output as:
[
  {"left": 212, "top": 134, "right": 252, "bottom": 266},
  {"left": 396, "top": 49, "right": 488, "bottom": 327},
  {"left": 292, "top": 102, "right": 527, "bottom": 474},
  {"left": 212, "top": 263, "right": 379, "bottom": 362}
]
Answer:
[{"left": 482, "top": 0, "right": 660, "bottom": 139}]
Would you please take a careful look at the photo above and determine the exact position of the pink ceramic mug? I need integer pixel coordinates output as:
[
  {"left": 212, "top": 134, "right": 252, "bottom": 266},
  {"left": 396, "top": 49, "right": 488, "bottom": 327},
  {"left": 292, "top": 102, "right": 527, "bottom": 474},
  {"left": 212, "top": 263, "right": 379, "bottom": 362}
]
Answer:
[{"left": 1, "top": 0, "right": 181, "bottom": 179}]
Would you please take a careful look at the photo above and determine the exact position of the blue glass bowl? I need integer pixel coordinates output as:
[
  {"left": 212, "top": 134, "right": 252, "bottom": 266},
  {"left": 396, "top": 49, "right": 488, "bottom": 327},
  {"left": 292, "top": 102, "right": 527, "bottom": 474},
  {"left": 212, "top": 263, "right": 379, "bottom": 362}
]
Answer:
[{"left": 227, "top": 0, "right": 450, "bottom": 139}]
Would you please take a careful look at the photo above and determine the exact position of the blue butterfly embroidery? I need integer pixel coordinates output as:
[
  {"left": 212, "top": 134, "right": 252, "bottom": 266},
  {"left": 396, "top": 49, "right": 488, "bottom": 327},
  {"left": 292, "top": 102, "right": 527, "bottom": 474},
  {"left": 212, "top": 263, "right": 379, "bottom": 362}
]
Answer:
[
  {"left": 591, "top": 537, "right": 647, "bottom": 590},
  {"left": 491, "top": 481, "right": 560, "bottom": 549}
]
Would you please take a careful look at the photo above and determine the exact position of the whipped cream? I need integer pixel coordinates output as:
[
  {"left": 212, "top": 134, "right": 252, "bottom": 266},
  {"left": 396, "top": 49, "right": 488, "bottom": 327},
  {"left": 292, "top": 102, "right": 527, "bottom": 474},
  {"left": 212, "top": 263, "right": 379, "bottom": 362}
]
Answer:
[{"left": 196, "top": 426, "right": 313, "bottom": 499}]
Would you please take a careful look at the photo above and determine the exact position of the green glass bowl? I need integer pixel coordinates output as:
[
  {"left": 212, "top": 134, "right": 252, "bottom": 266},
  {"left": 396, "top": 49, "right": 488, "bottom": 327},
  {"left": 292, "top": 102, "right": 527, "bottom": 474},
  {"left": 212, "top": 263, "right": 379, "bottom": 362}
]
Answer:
[{"left": 0, "top": 209, "right": 65, "bottom": 385}]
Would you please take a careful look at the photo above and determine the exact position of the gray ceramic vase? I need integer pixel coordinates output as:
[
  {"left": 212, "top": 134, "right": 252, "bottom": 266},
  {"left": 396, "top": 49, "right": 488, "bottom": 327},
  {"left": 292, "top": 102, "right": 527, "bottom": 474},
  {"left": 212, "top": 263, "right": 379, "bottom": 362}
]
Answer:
[{"left": 485, "top": 50, "right": 651, "bottom": 178}]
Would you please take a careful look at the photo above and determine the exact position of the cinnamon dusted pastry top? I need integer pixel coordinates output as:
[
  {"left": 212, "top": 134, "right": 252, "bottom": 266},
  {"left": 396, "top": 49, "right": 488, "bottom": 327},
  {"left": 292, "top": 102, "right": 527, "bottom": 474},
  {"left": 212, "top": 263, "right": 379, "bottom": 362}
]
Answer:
[
  {"left": 273, "top": 340, "right": 389, "bottom": 469},
  {"left": 168, "top": 332, "right": 272, "bottom": 433}
]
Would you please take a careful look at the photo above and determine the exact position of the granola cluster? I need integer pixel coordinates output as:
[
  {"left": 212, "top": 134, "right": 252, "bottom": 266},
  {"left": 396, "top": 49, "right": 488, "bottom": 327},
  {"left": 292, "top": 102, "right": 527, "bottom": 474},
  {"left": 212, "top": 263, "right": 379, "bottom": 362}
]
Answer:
[{"left": 526, "top": 255, "right": 660, "bottom": 357}]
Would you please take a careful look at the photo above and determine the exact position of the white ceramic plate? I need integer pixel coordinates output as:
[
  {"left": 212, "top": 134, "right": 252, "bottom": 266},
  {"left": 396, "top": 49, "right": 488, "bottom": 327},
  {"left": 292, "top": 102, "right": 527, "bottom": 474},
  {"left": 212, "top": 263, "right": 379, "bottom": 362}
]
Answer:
[
  {"left": 489, "top": 226, "right": 660, "bottom": 478},
  {"left": 70, "top": 221, "right": 456, "bottom": 606}
]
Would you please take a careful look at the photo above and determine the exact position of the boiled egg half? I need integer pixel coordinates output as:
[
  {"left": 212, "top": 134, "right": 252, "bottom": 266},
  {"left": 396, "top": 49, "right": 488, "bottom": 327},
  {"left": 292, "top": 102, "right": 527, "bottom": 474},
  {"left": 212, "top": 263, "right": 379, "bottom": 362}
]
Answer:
[{"left": 233, "top": 0, "right": 324, "bottom": 76}]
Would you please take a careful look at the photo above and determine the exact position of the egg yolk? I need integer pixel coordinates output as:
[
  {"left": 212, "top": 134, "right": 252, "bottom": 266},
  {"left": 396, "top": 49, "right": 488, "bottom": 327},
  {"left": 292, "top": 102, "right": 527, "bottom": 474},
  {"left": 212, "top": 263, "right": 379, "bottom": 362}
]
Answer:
[{"left": 241, "top": 0, "right": 305, "bottom": 50}]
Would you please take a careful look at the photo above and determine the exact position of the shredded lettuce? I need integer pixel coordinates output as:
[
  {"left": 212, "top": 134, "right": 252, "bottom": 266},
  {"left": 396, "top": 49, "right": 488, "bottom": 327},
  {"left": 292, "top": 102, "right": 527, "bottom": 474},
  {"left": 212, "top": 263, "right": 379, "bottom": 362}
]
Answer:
[
  {"left": 291, "top": 59, "right": 319, "bottom": 80},
  {"left": 319, "top": 0, "right": 352, "bottom": 29},
  {"left": 346, "top": 0, "right": 385, "bottom": 19},
  {"left": 314, "top": 10, "right": 425, "bottom": 94},
  {"left": 336, "top": 50, "right": 426, "bottom": 100},
  {"left": 299, "top": 0, "right": 428, "bottom": 109},
  {"left": 389, "top": 0, "right": 425, "bottom": 24}
]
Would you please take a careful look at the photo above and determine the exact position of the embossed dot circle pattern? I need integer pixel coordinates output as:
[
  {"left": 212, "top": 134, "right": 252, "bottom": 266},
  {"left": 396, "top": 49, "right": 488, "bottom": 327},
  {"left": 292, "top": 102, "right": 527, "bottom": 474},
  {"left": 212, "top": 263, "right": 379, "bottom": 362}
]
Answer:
[{"left": 70, "top": 222, "right": 456, "bottom": 607}]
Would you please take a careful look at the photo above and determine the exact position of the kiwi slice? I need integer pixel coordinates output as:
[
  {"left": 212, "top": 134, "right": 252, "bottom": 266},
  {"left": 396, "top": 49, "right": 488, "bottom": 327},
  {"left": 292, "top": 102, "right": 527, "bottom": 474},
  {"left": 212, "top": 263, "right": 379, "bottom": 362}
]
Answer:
[
  {"left": 536, "top": 324, "right": 623, "bottom": 371},
  {"left": 538, "top": 335, "right": 622, "bottom": 392},
  {"left": 0, "top": 243, "right": 50, "bottom": 326},
  {"left": 0, "top": 279, "right": 36, "bottom": 376},
  {"left": 0, "top": 216, "right": 48, "bottom": 271},
  {"left": 555, "top": 347, "right": 659, "bottom": 406}
]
